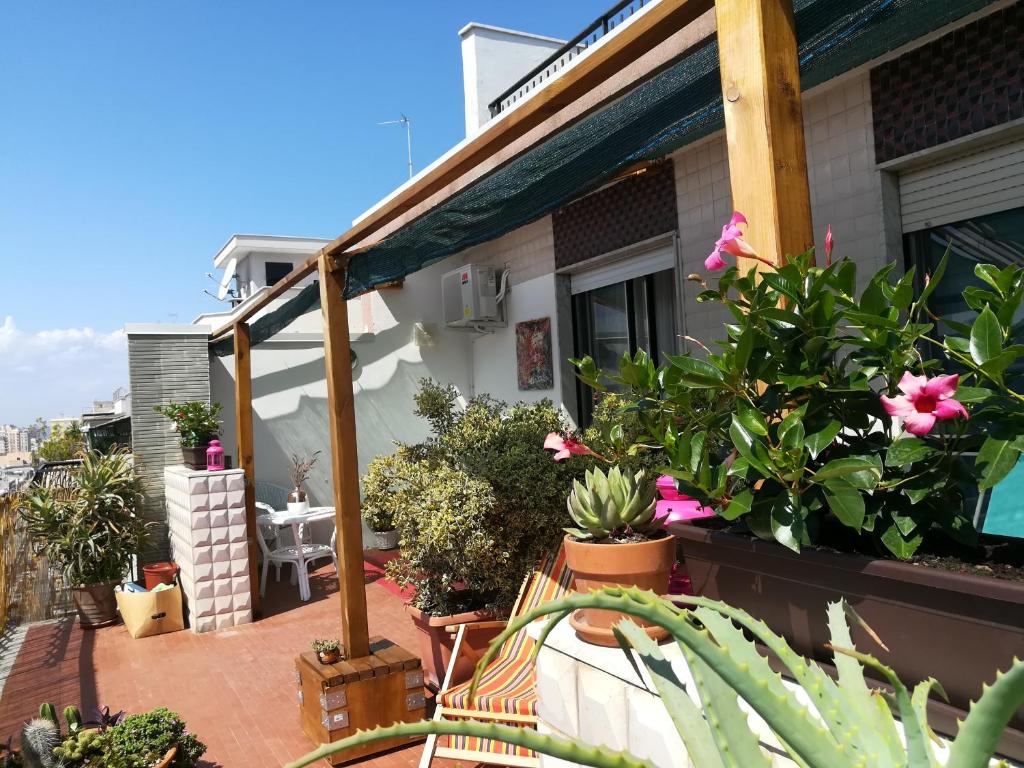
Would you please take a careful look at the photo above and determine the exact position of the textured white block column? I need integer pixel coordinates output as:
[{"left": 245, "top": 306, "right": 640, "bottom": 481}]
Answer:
[
  {"left": 536, "top": 645, "right": 580, "bottom": 737},
  {"left": 165, "top": 465, "right": 251, "bottom": 633},
  {"left": 577, "top": 664, "right": 629, "bottom": 751},
  {"left": 626, "top": 687, "right": 688, "bottom": 768}
]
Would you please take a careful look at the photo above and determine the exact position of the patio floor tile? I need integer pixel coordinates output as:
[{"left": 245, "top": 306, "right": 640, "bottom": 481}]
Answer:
[{"left": 0, "top": 555, "right": 469, "bottom": 768}]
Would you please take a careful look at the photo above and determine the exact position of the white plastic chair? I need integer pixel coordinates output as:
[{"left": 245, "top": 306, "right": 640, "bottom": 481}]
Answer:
[{"left": 256, "top": 520, "right": 335, "bottom": 601}]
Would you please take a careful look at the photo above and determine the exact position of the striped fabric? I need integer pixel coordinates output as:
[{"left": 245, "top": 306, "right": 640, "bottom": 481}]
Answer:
[{"left": 440, "top": 547, "right": 572, "bottom": 758}]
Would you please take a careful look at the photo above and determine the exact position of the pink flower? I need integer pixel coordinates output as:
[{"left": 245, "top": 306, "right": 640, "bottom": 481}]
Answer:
[
  {"left": 544, "top": 433, "right": 599, "bottom": 462},
  {"left": 825, "top": 225, "right": 834, "bottom": 264},
  {"left": 880, "top": 372, "right": 969, "bottom": 436},
  {"left": 705, "top": 211, "right": 758, "bottom": 271}
]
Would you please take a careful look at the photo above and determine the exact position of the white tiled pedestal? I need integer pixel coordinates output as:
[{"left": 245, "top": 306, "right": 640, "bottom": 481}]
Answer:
[
  {"left": 532, "top": 618, "right": 1020, "bottom": 768},
  {"left": 164, "top": 466, "right": 252, "bottom": 633}
]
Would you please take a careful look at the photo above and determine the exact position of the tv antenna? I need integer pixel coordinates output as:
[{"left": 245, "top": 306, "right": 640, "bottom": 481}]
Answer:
[{"left": 378, "top": 114, "right": 413, "bottom": 180}]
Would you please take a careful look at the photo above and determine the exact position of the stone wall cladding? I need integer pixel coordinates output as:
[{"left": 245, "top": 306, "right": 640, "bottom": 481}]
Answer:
[
  {"left": 673, "top": 72, "right": 890, "bottom": 346},
  {"left": 552, "top": 160, "right": 678, "bottom": 270},
  {"left": 871, "top": 2, "right": 1024, "bottom": 163}
]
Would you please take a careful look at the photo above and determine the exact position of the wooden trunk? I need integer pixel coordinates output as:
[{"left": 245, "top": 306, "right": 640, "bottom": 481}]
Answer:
[{"left": 296, "top": 636, "right": 427, "bottom": 765}]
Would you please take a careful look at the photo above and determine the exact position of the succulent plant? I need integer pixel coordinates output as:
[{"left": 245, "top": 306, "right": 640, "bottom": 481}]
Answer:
[
  {"left": 19, "top": 719, "right": 59, "bottom": 768},
  {"left": 311, "top": 637, "right": 341, "bottom": 654},
  {"left": 286, "top": 588, "right": 1024, "bottom": 768},
  {"left": 566, "top": 465, "right": 658, "bottom": 540}
]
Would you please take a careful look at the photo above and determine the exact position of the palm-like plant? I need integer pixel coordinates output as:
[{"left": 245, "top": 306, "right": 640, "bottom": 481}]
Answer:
[
  {"left": 286, "top": 588, "right": 1024, "bottom": 768},
  {"left": 23, "top": 449, "right": 148, "bottom": 586}
]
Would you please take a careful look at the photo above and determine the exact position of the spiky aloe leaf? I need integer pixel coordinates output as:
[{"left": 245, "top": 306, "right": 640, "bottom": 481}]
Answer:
[
  {"left": 283, "top": 719, "right": 653, "bottom": 768},
  {"left": 825, "top": 602, "right": 904, "bottom": 766},
  {"left": 469, "top": 588, "right": 851, "bottom": 768},
  {"left": 613, "top": 620, "right": 727, "bottom": 768},
  {"left": 911, "top": 678, "right": 947, "bottom": 757},
  {"left": 946, "top": 657, "right": 1024, "bottom": 768},
  {"left": 680, "top": 641, "right": 772, "bottom": 768}
]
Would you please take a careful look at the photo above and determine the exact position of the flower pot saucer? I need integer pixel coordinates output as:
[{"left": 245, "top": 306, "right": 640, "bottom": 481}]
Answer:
[{"left": 569, "top": 609, "right": 669, "bottom": 647}]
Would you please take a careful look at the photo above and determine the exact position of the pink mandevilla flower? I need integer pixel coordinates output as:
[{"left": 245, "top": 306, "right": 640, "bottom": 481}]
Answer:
[
  {"left": 825, "top": 225, "right": 834, "bottom": 263},
  {"left": 880, "top": 372, "right": 969, "bottom": 436},
  {"left": 705, "top": 211, "right": 758, "bottom": 271},
  {"left": 543, "top": 433, "right": 598, "bottom": 462}
]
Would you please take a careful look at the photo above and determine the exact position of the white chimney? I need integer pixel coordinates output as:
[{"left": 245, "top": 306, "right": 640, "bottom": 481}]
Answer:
[{"left": 459, "top": 23, "right": 567, "bottom": 136}]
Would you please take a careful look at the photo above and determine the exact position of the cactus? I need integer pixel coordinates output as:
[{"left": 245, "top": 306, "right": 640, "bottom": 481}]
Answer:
[
  {"left": 19, "top": 719, "right": 59, "bottom": 768},
  {"left": 566, "top": 466, "right": 658, "bottom": 539},
  {"left": 62, "top": 706, "right": 82, "bottom": 734},
  {"left": 35, "top": 706, "right": 56, "bottom": 729},
  {"left": 285, "top": 587, "right": 1024, "bottom": 768}
]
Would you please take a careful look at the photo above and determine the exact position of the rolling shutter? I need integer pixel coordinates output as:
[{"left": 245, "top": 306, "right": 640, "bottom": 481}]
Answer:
[{"left": 899, "top": 135, "right": 1024, "bottom": 233}]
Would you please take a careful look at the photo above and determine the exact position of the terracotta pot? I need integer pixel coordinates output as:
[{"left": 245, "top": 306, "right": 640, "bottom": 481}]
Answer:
[
  {"left": 673, "top": 523, "right": 1024, "bottom": 759},
  {"left": 180, "top": 445, "right": 207, "bottom": 469},
  {"left": 405, "top": 604, "right": 503, "bottom": 690},
  {"left": 142, "top": 562, "right": 178, "bottom": 591},
  {"left": 71, "top": 581, "right": 120, "bottom": 628},
  {"left": 317, "top": 648, "right": 340, "bottom": 665},
  {"left": 372, "top": 529, "right": 399, "bottom": 550},
  {"left": 563, "top": 533, "right": 676, "bottom": 646},
  {"left": 152, "top": 746, "right": 177, "bottom": 768}
]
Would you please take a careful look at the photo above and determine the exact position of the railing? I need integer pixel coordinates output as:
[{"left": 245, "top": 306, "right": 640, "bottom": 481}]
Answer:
[{"left": 487, "top": 0, "right": 654, "bottom": 118}]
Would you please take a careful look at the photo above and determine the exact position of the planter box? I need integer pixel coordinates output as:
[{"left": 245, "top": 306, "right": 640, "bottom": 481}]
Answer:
[
  {"left": 674, "top": 524, "right": 1024, "bottom": 737},
  {"left": 405, "top": 604, "right": 503, "bottom": 690}
]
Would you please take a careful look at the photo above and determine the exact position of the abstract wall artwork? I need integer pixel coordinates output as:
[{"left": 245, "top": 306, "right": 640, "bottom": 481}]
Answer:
[{"left": 516, "top": 317, "right": 554, "bottom": 390}]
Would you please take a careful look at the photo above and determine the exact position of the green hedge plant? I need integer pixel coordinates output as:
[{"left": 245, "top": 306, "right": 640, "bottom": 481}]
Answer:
[
  {"left": 287, "top": 587, "right": 1024, "bottom": 768},
  {"left": 573, "top": 214, "right": 1024, "bottom": 560}
]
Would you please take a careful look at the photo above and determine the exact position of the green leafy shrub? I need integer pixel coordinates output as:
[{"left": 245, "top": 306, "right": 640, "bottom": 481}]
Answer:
[
  {"left": 153, "top": 401, "right": 221, "bottom": 448},
  {"left": 23, "top": 449, "right": 149, "bottom": 586},
  {"left": 48, "top": 707, "right": 204, "bottom": 768},
  {"left": 368, "top": 380, "right": 606, "bottom": 616},
  {"left": 36, "top": 423, "right": 85, "bottom": 462}
]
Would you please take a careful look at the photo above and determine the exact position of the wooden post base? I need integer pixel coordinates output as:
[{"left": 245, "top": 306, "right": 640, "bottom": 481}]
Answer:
[{"left": 296, "top": 636, "right": 427, "bottom": 765}]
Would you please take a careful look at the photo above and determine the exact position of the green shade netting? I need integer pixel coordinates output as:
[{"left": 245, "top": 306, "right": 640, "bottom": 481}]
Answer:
[{"left": 212, "top": 0, "right": 995, "bottom": 357}]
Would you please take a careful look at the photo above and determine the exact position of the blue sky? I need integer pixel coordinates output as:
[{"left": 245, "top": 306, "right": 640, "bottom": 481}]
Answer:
[{"left": 0, "top": 1, "right": 604, "bottom": 423}]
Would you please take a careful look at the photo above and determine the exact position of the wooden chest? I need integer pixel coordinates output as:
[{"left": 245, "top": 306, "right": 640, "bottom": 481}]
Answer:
[{"left": 296, "top": 635, "right": 426, "bottom": 765}]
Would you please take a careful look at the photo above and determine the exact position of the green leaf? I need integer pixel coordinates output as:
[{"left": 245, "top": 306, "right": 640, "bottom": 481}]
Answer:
[
  {"left": 976, "top": 436, "right": 1020, "bottom": 490},
  {"left": 737, "top": 400, "right": 769, "bottom": 437},
  {"left": 880, "top": 521, "right": 923, "bottom": 558},
  {"left": 666, "top": 355, "right": 726, "bottom": 386},
  {"left": 886, "top": 437, "right": 937, "bottom": 467},
  {"left": 729, "top": 416, "right": 773, "bottom": 477},
  {"left": 823, "top": 480, "right": 865, "bottom": 531},
  {"left": 953, "top": 385, "right": 992, "bottom": 404},
  {"left": 947, "top": 657, "right": 1024, "bottom": 768},
  {"left": 975, "top": 263, "right": 1004, "bottom": 295},
  {"left": 722, "top": 489, "right": 753, "bottom": 521},
  {"left": 969, "top": 306, "right": 1003, "bottom": 365},
  {"left": 804, "top": 420, "right": 842, "bottom": 460},
  {"left": 734, "top": 328, "right": 754, "bottom": 372},
  {"left": 811, "top": 457, "right": 882, "bottom": 484},
  {"left": 892, "top": 269, "right": 915, "bottom": 310}
]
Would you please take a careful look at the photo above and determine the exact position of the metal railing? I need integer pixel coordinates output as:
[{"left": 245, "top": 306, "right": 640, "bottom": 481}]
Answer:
[{"left": 487, "top": 0, "right": 654, "bottom": 118}]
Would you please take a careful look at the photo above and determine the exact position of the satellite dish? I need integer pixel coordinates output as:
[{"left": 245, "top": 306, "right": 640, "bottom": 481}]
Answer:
[{"left": 217, "top": 257, "right": 238, "bottom": 300}]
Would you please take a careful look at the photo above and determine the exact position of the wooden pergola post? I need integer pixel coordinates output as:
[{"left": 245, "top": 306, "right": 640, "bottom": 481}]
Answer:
[
  {"left": 318, "top": 253, "right": 371, "bottom": 660},
  {"left": 233, "top": 321, "right": 261, "bottom": 617},
  {"left": 716, "top": 0, "right": 814, "bottom": 268}
]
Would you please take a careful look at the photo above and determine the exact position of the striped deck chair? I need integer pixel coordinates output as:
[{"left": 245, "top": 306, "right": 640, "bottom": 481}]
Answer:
[{"left": 419, "top": 547, "right": 572, "bottom": 768}]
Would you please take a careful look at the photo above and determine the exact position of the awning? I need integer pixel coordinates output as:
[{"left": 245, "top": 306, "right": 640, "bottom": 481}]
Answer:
[{"left": 215, "top": 0, "right": 994, "bottom": 356}]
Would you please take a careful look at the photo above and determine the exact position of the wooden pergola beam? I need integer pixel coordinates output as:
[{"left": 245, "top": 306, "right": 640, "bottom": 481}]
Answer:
[
  {"left": 716, "top": 0, "right": 814, "bottom": 268},
  {"left": 318, "top": 253, "right": 371, "bottom": 659},
  {"left": 233, "top": 321, "right": 261, "bottom": 617}
]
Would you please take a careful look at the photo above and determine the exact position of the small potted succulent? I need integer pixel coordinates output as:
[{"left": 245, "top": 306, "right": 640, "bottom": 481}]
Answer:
[
  {"left": 561, "top": 464, "right": 675, "bottom": 646},
  {"left": 288, "top": 451, "right": 320, "bottom": 514},
  {"left": 311, "top": 637, "right": 341, "bottom": 665},
  {"left": 154, "top": 401, "right": 222, "bottom": 469}
]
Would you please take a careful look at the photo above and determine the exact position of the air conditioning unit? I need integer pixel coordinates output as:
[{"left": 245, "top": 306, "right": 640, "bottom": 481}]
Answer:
[{"left": 442, "top": 265, "right": 506, "bottom": 328}]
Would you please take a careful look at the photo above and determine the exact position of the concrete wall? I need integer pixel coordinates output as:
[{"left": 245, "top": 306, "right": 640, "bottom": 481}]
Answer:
[{"left": 126, "top": 325, "right": 212, "bottom": 563}]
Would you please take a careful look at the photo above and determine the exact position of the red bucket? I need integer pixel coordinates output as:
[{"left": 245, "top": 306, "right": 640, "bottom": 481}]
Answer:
[{"left": 142, "top": 562, "right": 179, "bottom": 591}]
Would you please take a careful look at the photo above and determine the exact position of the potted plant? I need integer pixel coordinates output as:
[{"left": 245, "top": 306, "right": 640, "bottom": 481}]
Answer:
[
  {"left": 573, "top": 213, "right": 1024, "bottom": 731},
  {"left": 154, "top": 401, "right": 221, "bottom": 469},
  {"left": 288, "top": 451, "right": 320, "bottom": 514},
  {"left": 361, "top": 454, "right": 402, "bottom": 550},
  {"left": 23, "top": 449, "right": 149, "bottom": 628},
  {"left": 311, "top": 637, "right": 341, "bottom": 665},
  {"left": 559, "top": 464, "right": 674, "bottom": 646},
  {"left": 370, "top": 381, "right": 603, "bottom": 688}
]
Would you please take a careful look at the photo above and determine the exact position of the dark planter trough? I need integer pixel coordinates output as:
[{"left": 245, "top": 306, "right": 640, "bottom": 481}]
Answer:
[{"left": 673, "top": 524, "right": 1024, "bottom": 756}]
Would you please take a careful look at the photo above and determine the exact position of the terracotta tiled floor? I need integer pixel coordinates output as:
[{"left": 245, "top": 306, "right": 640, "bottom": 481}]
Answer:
[{"left": 0, "top": 555, "right": 459, "bottom": 768}]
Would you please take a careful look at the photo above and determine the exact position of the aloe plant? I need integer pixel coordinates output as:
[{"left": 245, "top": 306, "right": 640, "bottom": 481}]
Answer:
[
  {"left": 285, "top": 588, "right": 1024, "bottom": 768},
  {"left": 567, "top": 466, "right": 659, "bottom": 540}
]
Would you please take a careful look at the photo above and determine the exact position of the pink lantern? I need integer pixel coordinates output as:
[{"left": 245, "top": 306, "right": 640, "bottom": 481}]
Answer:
[{"left": 206, "top": 439, "right": 225, "bottom": 472}]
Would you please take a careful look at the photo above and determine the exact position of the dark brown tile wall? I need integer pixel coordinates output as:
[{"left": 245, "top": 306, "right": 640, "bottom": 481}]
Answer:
[
  {"left": 871, "top": 2, "right": 1023, "bottom": 163},
  {"left": 553, "top": 159, "right": 678, "bottom": 269}
]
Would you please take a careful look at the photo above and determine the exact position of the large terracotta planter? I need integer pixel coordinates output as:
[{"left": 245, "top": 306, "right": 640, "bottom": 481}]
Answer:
[
  {"left": 674, "top": 523, "right": 1024, "bottom": 755},
  {"left": 71, "top": 581, "right": 120, "bottom": 628},
  {"left": 405, "top": 604, "right": 504, "bottom": 690},
  {"left": 563, "top": 533, "right": 676, "bottom": 646}
]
